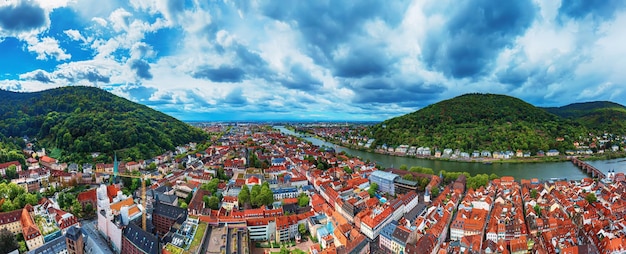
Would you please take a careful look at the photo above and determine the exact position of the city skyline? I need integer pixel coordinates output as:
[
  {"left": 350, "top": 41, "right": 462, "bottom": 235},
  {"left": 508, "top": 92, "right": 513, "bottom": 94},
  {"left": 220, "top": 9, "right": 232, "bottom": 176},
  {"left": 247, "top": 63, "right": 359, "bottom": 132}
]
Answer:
[{"left": 1, "top": 0, "right": 626, "bottom": 121}]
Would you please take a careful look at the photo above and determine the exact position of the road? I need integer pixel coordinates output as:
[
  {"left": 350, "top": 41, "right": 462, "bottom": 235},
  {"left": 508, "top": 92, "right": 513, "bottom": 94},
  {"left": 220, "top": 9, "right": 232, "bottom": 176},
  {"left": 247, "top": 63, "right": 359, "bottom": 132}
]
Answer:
[{"left": 82, "top": 220, "right": 115, "bottom": 254}]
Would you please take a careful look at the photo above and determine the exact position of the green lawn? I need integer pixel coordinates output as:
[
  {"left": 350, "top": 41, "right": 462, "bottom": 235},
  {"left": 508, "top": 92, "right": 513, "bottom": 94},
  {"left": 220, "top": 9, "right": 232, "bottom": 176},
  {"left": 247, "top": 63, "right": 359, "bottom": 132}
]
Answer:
[
  {"left": 185, "top": 222, "right": 207, "bottom": 254},
  {"left": 165, "top": 243, "right": 184, "bottom": 254}
]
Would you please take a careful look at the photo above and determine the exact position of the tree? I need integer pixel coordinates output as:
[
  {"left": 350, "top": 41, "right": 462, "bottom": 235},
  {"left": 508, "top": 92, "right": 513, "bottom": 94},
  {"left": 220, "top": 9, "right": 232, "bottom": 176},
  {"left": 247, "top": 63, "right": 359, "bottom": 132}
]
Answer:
[
  {"left": 207, "top": 196, "right": 220, "bottom": 210},
  {"left": 489, "top": 173, "right": 499, "bottom": 180},
  {"left": 260, "top": 184, "right": 274, "bottom": 207},
  {"left": 8, "top": 183, "right": 24, "bottom": 200},
  {"left": 399, "top": 164, "right": 408, "bottom": 170},
  {"left": 298, "top": 223, "right": 307, "bottom": 236},
  {"left": 179, "top": 201, "right": 188, "bottom": 209},
  {"left": 216, "top": 167, "right": 229, "bottom": 180},
  {"left": 368, "top": 183, "right": 378, "bottom": 198},
  {"left": 71, "top": 199, "right": 83, "bottom": 218},
  {"left": 185, "top": 192, "right": 193, "bottom": 204},
  {"left": 585, "top": 193, "right": 597, "bottom": 203},
  {"left": 533, "top": 204, "right": 541, "bottom": 216},
  {"left": 130, "top": 178, "right": 140, "bottom": 192},
  {"left": 238, "top": 185, "right": 250, "bottom": 206},
  {"left": 343, "top": 166, "right": 353, "bottom": 174},
  {"left": 201, "top": 178, "right": 219, "bottom": 195},
  {"left": 298, "top": 193, "right": 310, "bottom": 207},
  {"left": 430, "top": 186, "right": 440, "bottom": 197},
  {"left": 85, "top": 203, "right": 94, "bottom": 218},
  {"left": 317, "top": 162, "right": 325, "bottom": 170},
  {"left": 1, "top": 199, "right": 14, "bottom": 212},
  {"left": 0, "top": 229, "right": 19, "bottom": 253},
  {"left": 251, "top": 185, "right": 262, "bottom": 207},
  {"left": 5, "top": 165, "right": 18, "bottom": 180},
  {"left": 147, "top": 162, "right": 157, "bottom": 170},
  {"left": 530, "top": 189, "right": 538, "bottom": 199},
  {"left": 402, "top": 174, "right": 416, "bottom": 182}
]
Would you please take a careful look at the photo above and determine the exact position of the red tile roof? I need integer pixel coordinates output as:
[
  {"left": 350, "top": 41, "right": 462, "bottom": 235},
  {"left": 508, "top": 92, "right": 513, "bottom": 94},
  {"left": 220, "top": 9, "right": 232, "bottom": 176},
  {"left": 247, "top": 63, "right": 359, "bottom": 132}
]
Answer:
[
  {"left": 0, "top": 161, "right": 20, "bottom": 169},
  {"left": 20, "top": 208, "right": 41, "bottom": 240},
  {"left": 40, "top": 156, "right": 57, "bottom": 164},
  {"left": 77, "top": 188, "right": 97, "bottom": 203}
]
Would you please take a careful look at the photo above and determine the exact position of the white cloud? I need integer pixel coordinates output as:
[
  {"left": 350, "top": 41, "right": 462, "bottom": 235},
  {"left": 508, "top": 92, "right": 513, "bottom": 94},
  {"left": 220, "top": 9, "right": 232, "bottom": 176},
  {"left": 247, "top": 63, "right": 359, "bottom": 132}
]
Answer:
[
  {"left": 64, "top": 29, "right": 86, "bottom": 42},
  {"left": 25, "top": 36, "right": 71, "bottom": 61}
]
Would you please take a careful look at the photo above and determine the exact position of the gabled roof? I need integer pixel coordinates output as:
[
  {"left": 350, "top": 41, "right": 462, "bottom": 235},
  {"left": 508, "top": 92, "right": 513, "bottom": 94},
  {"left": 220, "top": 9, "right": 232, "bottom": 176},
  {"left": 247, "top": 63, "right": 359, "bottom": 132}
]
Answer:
[
  {"left": 65, "top": 225, "right": 82, "bottom": 241},
  {"left": 110, "top": 197, "right": 135, "bottom": 212},
  {"left": 123, "top": 222, "right": 159, "bottom": 254},
  {"left": 77, "top": 188, "right": 97, "bottom": 203},
  {"left": 153, "top": 202, "right": 187, "bottom": 221}
]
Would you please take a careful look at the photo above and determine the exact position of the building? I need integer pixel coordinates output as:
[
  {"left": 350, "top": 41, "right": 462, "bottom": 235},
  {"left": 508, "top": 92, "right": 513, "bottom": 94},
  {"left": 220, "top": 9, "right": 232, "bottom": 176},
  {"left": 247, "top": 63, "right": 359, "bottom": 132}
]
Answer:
[
  {"left": 65, "top": 225, "right": 84, "bottom": 254},
  {"left": 369, "top": 171, "right": 400, "bottom": 195},
  {"left": 152, "top": 202, "right": 187, "bottom": 237},
  {"left": 188, "top": 189, "right": 210, "bottom": 215},
  {"left": 394, "top": 178, "right": 419, "bottom": 194},
  {"left": 359, "top": 206, "right": 394, "bottom": 240},
  {"left": 247, "top": 218, "right": 277, "bottom": 241},
  {"left": 0, "top": 205, "right": 44, "bottom": 251},
  {"left": 0, "top": 161, "right": 21, "bottom": 176},
  {"left": 21, "top": 207, "right": 45, "bottom": 250},
  {"left": 272, "top": 187, "right": 300, "bottom": 200},
  {"left": 77, "top": 188, "right": 97, "bottom": 210},
  {"left": 390, "top": 225, "right": 411, "bottom": 254},
  {"left": 121, "top": 223, "right": 159, "bottom": 254},
  {"left": 379, "top": 220, "right": 398, "bottom": 252}
]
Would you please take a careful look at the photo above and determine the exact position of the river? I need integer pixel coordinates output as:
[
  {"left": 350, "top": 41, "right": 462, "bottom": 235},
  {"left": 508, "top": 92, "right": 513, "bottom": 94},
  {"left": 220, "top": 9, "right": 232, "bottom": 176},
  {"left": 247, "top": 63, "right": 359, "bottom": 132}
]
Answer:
[{"left": 275, "top": 126, "right": 626, "bottom": 181}]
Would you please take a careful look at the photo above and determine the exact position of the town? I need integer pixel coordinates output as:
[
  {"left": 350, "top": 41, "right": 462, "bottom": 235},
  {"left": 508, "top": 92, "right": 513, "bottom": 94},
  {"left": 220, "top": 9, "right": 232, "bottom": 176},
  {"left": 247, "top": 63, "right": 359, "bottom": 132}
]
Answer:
[
  {"left": 292, "top": 125, "right": 626, "bottom": 161},
  {"left": 0, "top": 124, "right": 625, "bottom": 254}
]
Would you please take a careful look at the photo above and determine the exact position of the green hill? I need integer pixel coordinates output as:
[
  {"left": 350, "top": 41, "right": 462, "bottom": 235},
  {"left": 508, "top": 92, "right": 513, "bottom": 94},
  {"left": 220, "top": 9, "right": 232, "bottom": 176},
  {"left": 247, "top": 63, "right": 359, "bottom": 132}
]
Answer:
[
  {"left": 543, "top": 101, "right": 626, "bottom": 134},
  {"left": 0, "top": 86, "right": 207, "bottom": 163},
  {"left": 369, "top": 93, "right": 588, "bottom": 153}
]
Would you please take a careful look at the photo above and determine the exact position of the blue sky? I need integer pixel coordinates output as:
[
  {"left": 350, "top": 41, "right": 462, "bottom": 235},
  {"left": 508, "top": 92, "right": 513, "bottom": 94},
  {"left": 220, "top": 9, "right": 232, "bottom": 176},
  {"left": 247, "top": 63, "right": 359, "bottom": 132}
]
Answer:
[{"left": 1, "top": 0, "right": 626, "bottom": 121}]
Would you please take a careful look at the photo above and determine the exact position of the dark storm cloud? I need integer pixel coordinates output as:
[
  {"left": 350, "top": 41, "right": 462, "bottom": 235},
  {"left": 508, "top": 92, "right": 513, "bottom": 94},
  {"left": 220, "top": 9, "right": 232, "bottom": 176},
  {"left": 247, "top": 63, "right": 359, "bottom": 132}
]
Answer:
[
  {"left": 223, "top": 88, "right": 247, "bottom": 106},
  {"left": 423, "top": 0, "right": 536, "bottom": 78},
  {"left": 348, "top": 78, "right": 446, "bottom": 106},
  {"left": 82, "top": 71, "right": 110, "bottom": 83},
  {"left": 191, "top": 44, "right": 270, "bottom": 83},
  {"left": 497, "top": 68, "right": 529, "bottom": 87},
  {"left": 235, "top": 45, "right": 265, "bottom": 68},
  {"left": 0, "top": 1, "right": 47, "bottom": 32},
  {"left": 558, "top": 0, "right": 626, "bottom": 21},
  {"left": 260, "top": 0, "right": 406, "bottom": 63},
  {"left": 333, "top": 46, "right": 392, "bottom": 78},
  {"left": 193, "top": 66, "right": 245, "bottom": 83},
  {"left": 497, "top": 52, "right": 583, "bottom": 90},
  {"left": 56, "top": 69, "right": 110, "bottom": 83},
  {"left": 120, "top": 85, "right": 157, "bottom": 101},
  {"left": 130, "top": 60, "right": 153, "bottom": 80},
  {"left": 26, "top": 71, "right": 54, "bottom": 83},
  {"left": 278, "top": 64, "right": 322, "bottom": 91}
]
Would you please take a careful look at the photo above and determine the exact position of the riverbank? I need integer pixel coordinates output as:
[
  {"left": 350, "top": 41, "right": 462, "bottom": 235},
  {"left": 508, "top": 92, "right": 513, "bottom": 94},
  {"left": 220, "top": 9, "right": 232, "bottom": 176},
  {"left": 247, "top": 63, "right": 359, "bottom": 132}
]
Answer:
[
  {"left": 299, "top": 133, "right": 587, "bottom": 164},
  {"left": 277, "top": 126, "right": 626, "bottom": 181}
]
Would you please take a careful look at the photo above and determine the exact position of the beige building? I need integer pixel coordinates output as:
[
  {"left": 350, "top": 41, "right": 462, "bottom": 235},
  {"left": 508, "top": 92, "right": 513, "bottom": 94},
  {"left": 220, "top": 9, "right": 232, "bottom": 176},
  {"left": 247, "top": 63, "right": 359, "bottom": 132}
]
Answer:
[{"left": 0, "top": 204, "right": 44, "bottom": 251}]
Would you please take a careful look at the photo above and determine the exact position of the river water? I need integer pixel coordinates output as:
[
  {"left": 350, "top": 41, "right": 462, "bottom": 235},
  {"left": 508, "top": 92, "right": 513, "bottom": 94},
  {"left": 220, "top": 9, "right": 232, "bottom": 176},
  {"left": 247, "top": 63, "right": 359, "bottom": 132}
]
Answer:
[{"left": 276, "top": 126, "right": 626, "bottom": 181}]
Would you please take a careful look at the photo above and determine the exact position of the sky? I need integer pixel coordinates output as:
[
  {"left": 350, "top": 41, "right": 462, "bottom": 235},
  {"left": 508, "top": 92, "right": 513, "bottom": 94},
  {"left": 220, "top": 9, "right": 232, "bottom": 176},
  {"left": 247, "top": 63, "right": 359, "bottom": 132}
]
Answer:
[{"left": 1, "top": 0, "right": 626, "bottom": 121}]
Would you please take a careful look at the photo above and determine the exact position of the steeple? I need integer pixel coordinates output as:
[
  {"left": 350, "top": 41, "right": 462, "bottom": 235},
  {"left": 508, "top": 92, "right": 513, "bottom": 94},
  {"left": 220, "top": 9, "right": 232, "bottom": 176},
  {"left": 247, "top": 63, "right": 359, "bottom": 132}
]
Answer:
[
  {"left": 114, "top": 152, "right": 118, "bottom": 175},
  {"left": 113, "top": 152, "right": 119, "bottom": 184}
]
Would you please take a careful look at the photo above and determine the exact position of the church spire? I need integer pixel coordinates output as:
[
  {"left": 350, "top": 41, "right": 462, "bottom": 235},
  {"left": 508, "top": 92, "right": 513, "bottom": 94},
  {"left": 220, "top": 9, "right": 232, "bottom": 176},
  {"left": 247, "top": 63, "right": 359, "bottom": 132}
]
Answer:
[{"left": 113, "top": 152, "right": 119, "bottom": 184}]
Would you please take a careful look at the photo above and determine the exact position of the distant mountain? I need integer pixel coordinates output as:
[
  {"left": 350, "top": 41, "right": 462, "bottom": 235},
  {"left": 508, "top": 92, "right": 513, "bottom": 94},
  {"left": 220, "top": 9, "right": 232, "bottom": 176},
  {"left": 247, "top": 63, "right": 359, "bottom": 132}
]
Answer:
[
  {"left": 0, "top": 86, "right": 207, "bottom": 163},
  {"left": 369, "top": 94, "right": 588, "bottom": 152},
  {"left": 543, "top": 101, "right": 626, "bottom": 134}
]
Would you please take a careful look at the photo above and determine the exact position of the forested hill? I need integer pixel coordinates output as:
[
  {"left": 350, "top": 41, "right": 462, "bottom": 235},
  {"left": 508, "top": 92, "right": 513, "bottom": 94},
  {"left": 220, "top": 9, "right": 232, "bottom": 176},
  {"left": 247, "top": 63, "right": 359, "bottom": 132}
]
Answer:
[
  {"left": 542, "top": 101, "right": 626, "bottom": 134},
  {"left": 369, "top": 94, "right": 588, "bottom": 152},
  {"left": 0, "top": 86, "right": 207, "bottom": 163}
]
